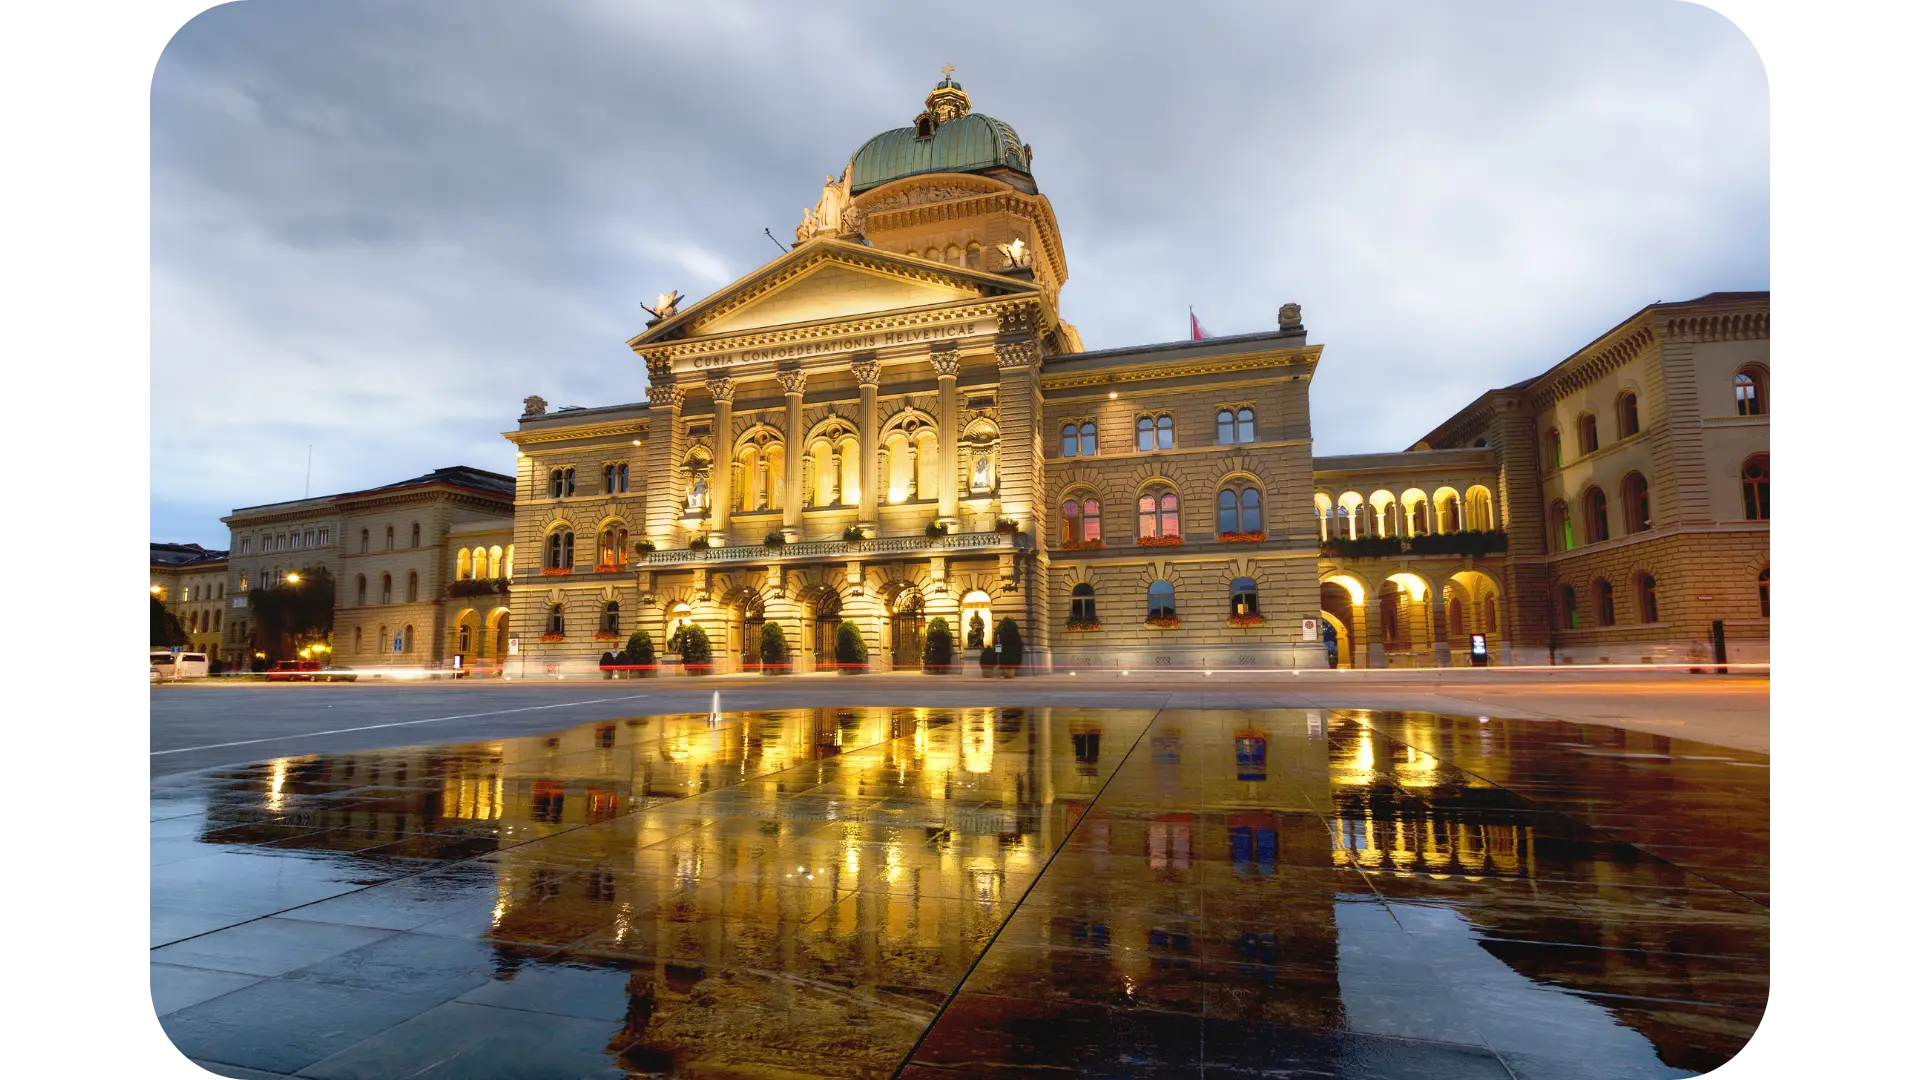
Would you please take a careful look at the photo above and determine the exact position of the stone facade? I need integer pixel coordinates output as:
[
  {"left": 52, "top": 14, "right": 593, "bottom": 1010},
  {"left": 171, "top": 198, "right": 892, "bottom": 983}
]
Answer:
[{"left": 150, "top": 543, "right": 230, "bottom": 659}]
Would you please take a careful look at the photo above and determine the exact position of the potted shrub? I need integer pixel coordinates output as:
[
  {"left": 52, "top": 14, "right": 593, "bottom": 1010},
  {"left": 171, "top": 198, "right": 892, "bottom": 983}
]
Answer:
[
  {"left": 994, "top": 517, "right": 1019, "bottom": 534},
  {"left": 923, "top": 616, "right": 955, "bottom": 673},
  {"left": 678, "top": 623, "right": 713, "bottom": 675},
  {"left": 925, "top": 521, "right": 950, "bottom": 537},
  {"left": 994, "top": 617, "right": 1024, "bottom": 677},
  {"left": 764, "top": 532, "right": 787, "bottom": 549},
  {"left": 978, "top": 640, "right": 998, "bottom": 678},
  {"left": 688, "top": 536, "right": 711, "bottom": 550},
  {"left": 622, "top": 629, "right": 655, "bottom": 678},
  {"left": 599, "top": 651, "right": 618, "bottom": 680},
  {"left": 760, "top": 622, "right": 791, "bottom": 674},
  {"left": 842, "top": 526, "right": 867, "bottom": 542},
  {"left": 834, "top": 620, "right": 868, "bottom": 674}
]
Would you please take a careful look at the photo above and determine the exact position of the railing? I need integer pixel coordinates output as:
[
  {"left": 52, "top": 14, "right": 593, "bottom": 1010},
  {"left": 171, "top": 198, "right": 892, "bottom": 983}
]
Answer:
[
  {"left": 645, "top": 530, "right": 1015, "bottom": 565},
  {"left": 1320, "top": 530, "right": 1509, "bottom": 560}
]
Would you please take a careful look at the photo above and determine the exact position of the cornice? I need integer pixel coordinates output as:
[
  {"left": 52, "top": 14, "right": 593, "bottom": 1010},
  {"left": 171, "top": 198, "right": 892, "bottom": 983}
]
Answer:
[
  {"left": 638, "top": 295, "right": 1047, "bottom": 371},
  {"left": 507, "top": 420, "right": 648, "bottom": 446},
  {"left": 1661, "top": 308, "right": 1769, "bottom": 343},
  {"left": 1528, "top": 322, "right": 1659, "bottom": 410},
  {"left": 1040, "top": 349, "right": 1317, "bottom": 391}
]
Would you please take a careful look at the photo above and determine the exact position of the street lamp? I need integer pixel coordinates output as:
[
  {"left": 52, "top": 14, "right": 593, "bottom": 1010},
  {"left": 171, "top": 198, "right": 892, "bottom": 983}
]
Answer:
[{"left": 286, "top": 572, "right": 301, "bottom": 584}]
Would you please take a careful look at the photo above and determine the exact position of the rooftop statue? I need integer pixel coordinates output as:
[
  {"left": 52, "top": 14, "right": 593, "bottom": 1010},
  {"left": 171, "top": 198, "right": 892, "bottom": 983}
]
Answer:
[{"left": 796, "top": 164, "right": 852, "bottom": 243}]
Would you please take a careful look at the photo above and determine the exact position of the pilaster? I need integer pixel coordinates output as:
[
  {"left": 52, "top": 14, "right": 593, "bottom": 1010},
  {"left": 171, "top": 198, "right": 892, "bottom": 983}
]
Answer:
[
  {"left": 853, "top": 356, "right": 881, "bottom": 532},
  {"left": 707, "top": 376, "right": 735, "bottom": 543},
  {"left": 778, "top": 369, "right": 807, "bottom": 539}
]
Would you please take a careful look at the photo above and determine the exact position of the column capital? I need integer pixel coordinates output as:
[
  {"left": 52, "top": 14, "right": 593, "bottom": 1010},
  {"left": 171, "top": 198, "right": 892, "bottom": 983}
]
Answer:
[
  {"left": 644, "top": 355, "right": 672, "bottom": 386},
  {"left": 706, "top": 375, "right": 736, "bottom": 404},
  {"left": 994, "top": 342, "right": 1037, "bottom": 369},
  {"left": 776, "top": 369, "right": 808, "bottom": 396},
  {"left": 658, "top": 385, "right": 689, "bottom": 412},
  {"left": 851, "top": 358, "right": 882, "bottom": 387},
  {"left": 929, "top": 350, "right": 961, "bottom": 379}
]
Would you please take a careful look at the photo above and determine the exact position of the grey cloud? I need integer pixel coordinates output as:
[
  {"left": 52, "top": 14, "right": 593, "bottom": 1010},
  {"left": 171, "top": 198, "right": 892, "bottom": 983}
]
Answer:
[{"left": 151, "top": 0, "right": 1766, "bottom": 545}]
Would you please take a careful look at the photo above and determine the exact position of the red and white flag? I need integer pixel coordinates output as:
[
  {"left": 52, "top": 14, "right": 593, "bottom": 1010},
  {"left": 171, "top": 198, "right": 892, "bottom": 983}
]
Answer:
[{"left": 1189, "top": 306, "right": 1210, "bottom": 340}]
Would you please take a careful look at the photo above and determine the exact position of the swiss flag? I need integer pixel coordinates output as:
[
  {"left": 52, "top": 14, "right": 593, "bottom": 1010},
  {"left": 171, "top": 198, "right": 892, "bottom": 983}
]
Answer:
[{"left": 1189, "top": 306, "right": 1210, "bottom": 340}]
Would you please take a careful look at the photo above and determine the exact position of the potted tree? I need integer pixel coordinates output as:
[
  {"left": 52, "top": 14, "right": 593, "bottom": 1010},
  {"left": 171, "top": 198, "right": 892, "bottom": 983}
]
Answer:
[
  {"left": 978, "top": 637, "right": 998, "bottom": 678},
  {"left": 834, "top": 620, "right": 868, "bottom": 674},
  {"left": 599, "top": 651, "right": 618, "bottom": 679},
  {"left": 923, "top": 616, "right": 956, "bottom": 674},
  {"left": 678, "top": 624, "right": 713, "bottom": 675},
  {"left": 760, "top": 622, "right": 791, "bottom": 675},
  {"left": 995, "top": 617, "right": 1024, "bottom": 678},
  {"left": 622, "top": 629, "right": 655, "bottom": 678}
]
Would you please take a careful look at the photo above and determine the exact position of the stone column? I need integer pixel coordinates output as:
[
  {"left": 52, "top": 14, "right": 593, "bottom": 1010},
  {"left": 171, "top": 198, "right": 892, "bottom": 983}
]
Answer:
[
  {"left": 707, "top": 376, "right": 735, "bottom": 544},
  {"left": 993, "top": 337, "right": 1039, "bottom": 536},
  {"left": 778, "top": 370, "right": 807, "bottom": 540},
  {"left": 644, "top": 384, "right": 687, "bottom": 547},
  {"left": 932, "top": 347, "right": 961, "bottom": 527},
  {"left": 852, "top": 356, "right": 881, "bottom": 533}
]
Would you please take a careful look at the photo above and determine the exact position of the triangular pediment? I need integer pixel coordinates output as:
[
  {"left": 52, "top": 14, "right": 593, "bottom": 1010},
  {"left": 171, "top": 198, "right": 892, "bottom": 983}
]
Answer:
[{"left": 632, "top": 238, "right": 1038, "bottom": 346}]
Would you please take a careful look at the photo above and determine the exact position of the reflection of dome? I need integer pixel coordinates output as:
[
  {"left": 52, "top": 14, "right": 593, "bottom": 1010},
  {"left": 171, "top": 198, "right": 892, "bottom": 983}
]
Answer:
[{"left": 848, "top": 73, "right": 1032, "bottom": 194}]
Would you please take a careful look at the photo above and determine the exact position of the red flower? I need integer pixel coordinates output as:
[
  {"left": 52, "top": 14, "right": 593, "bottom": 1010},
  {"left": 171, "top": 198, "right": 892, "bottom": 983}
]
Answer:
[
  {"left": 540, "top": 567, "right": 573, "bottom": 577},
  {"left": 1139, "top": 535, "right": 1184, "bottom": 548}
]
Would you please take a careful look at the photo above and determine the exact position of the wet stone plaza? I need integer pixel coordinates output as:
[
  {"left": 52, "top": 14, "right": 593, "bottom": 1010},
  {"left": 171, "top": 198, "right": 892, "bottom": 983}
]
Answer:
[{"left": 151, "top": 706, "right": 1768, "bottom": 1079}]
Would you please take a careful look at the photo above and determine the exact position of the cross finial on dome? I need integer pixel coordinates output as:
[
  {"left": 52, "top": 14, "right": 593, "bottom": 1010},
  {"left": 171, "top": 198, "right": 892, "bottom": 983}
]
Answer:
[{"left": 941, "top": 62, "right": 955, "bottom": 79}]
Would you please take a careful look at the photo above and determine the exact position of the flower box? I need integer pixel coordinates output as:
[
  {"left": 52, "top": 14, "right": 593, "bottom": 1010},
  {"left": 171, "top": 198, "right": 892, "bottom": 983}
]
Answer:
[
  {"left": 1219, "top": 531, "right": 1266, "bottom": 544},
  {"left": 994, "top": 519, "right": 1019, "bottom": 534},
  {"left": 539, "top": 567, "right": 573, "bottom": 577},
  {"left": 1061, "top": 539, "right": 1104, "bottom": 551},
  {"left": 538, "top": 633, "right": 565, "bottom": 642},
  {"left": 1145, "top": 615, "right": 1181, "bottom": 629},
  {"left": 593, "top": 631, "right": 622, "bottom": 641},
  {"left": 1228, "top": 614, "right": 1267, "bottom": 627},
  {"left": 688, "top": 537, "right": 711, "bottom": 550},
  {"left": 633, "top": 540, "right": 657, "bottom": 555},
  {"left": 1065, "top": 619, "right": 1102, "bottom": 632},
  {"left": 1139, "top": 535, "right": 1184, "bottom": 548}
]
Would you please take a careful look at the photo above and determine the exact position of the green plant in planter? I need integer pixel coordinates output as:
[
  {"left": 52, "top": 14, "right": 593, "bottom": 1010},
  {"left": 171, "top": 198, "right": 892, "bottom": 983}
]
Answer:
[
  {"left": 599, "top": 651, "right": 618, "bottom": 679},
  {"left": 925, "top": 521, "right": 950, "bottom": 537},
  {"left": 834, "top": 620, "right": 868, "bottom": 669},
  {"left": 842, "top": 526, "right": 866, "bottom": 542},
  {"left": 764, "top": 532, "right": 787, "bottom": 549},
  {"left": 678, "top": 624, "right": 712, "bottom": 669},
  {"left": 688, "top": 536, "right": 711, "bottom": 550},
  {"left": 621, "top": 629, "right": 654, "bottom": 676},
  {"left": 759, "top": 622, "right": 790, "bottom": 671},
  {"left": 923, "top": 616, "right": 955, "bottom": 671},
  {"left": 978, "top": 640, "right": 998, "bottom": 675},
  {"left": 633, "top": 538, "right": 657, "bottom": 555},
  {"left": 995, "top": 617, "right": 1024, "bottom": 676}
]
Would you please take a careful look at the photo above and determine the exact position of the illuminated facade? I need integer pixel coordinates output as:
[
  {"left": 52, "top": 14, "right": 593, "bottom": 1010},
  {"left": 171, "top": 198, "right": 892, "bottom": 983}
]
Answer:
[
  {"left": 150, "top": 542, "right": 229, "bottom": 659},
  {"left": 501, "top": 75, "right": 1768, "bottom": 671}
]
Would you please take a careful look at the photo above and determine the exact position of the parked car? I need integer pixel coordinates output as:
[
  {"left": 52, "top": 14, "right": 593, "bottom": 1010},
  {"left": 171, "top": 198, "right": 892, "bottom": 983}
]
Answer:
[
  {"left": 265, "top": 660, "right": 321, "bottom": 682},
  {"left": 316, "top": 664, "right": 359, "bottom": 683}
]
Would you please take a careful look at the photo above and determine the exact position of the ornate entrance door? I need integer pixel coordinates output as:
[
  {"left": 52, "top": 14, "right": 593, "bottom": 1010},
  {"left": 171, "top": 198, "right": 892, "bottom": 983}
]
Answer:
[
  {"left": 813, "top": 592, "right": 841, "bottom": 668},
  {"left": 890, "top": 594, "right": 924, "bottom": 670}
]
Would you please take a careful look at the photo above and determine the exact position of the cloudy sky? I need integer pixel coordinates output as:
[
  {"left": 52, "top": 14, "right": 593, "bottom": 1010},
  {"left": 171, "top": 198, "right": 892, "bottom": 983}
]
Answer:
[{"left": 151, "top": 0, "right": 1767, "bottom": 547}]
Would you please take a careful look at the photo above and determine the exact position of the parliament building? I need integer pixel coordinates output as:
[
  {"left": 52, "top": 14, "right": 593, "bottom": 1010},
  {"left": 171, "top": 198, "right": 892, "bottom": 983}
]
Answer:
[{"left": 493, "top": 73, "right": 1770, "bottom": 674}]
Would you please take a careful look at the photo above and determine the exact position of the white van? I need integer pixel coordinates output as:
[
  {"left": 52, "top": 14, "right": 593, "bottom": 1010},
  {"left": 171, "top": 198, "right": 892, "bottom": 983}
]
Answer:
[{"left": 151, "top": 650, "right": 210, "bottom": 681}]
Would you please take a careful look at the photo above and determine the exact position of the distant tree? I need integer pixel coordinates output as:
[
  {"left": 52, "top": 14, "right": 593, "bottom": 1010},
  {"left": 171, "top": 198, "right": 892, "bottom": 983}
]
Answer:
[
  {"left": 248, "top": 565, "right": 335, "bottom": 660},
  {"left": 151, "top": 596, "right": 188, "bottom": 647}
]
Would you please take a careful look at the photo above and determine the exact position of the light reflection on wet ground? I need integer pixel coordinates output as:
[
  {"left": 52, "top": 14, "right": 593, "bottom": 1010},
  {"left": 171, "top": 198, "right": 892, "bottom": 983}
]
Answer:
[{"left": 152, "top": 707, "right": 1767, "bottom": 1079}]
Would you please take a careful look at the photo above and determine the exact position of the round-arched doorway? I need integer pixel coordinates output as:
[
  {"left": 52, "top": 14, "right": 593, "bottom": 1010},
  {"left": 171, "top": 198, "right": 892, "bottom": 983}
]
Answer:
[{"left": 890, "top": 590, "right": 925, "bottom": 670}]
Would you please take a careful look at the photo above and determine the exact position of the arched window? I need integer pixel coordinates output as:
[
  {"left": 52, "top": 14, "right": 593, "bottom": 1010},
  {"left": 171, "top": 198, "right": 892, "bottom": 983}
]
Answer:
[
  {"left": 359, "top": 528, "right": 369, "bottom": 554},
  {"left": 1437, "top": 494, "right": 1460, "bottom": 534},
  {"left": 1482, "top": 594, "right": 1498, "bottom": 634},
  {"left": 1138, "top": 414, "right": 1173, "bottom": 450},
  {"left": 377, "top": 624, "right": 388, "bottom": 655},
  {"left": 1741, "top": 455, "right": 1769, "bottom": 520},
  {"left": 1464, "top": 487, "right": 1495, "bottom": 532},
  {"left": 547, "top": 604, "right": 565, "bottom": 636},
  {"left": 1618, "top": 392, "right": 1640, "bottom": 438},
  {"left": 1237, "top": 408, "right": 1254, "bottom": 444},
  {"left": 353, "top": 626, "right": 363, "bottom": 654},
  {"left": 1448, "top": 596, "right": 1465, "bottom": 637},
  {"left": 384, "top": 526, "right": 395, "bottom": 551},
  {"left": 1070, "top": 582, "right": 1097, "bottom": 622},
  {"left": 1594, "top": 579, "right": 1616, "bottom": 627},
  {"left": 1636, "top": 573, "right": 1659, "bottom": 623},
  {"left": 1156, "top": 414, "right": 1173, "bottom": 450},
  {"left": 458, "top": 624, "right": 471, "bottom": 653},
  {"left": 547, "top": 528, "right": 575, "bottom": 570},
  {"left": 1229, "top": 577, "right": 1259, "bottom": 617},
  {"left": 380, "top": 573, "right": 392, "bottom": 605},
  {"left": 601, "top": 601, "right": 620, "bottom": 634},
  {"left": 355, "top": 575, "right": 367, "bottom": 605},
  {"left": 238, "top": 572, "right": 248, "bottom": 592},
  {"left": 1549, "top": 500, "right": 1573, "bottom": 552},
  {"left": 598, "top": 525, "right": 629, "bottom": 569},
  {"left": 1758, "top": 568, "right": 1770, "bottom": 618},
  {"left": 1560, "top": 584, "right": 1580, "bottom": 629},
  {"left": 1217, "top": 486, "right": 1263, "bottom": 536},
  {"left": 473, "top": 547, "right": 490, "bottom": 580},
  {"left": 1583, "top": 487, "right": 1609, "bottom": 543},
  {"left": 406, "top": 571, "right": 418, "bottom": 603},
  {"left": 966, "top": 241, "right": 983, "bottom": 269},
  {"left": 457, "top": 549, "right": 472, "bottom": 581},
  {"left": 410, "top": 522, "right": 421, "bottom": 548},
  {"left": 1216, "top": 409, "right": 1235, "bottom": 445},
  {"left": 1147, "top": 579, "right": 1176, "bottom": 619},
  {"left": 1062, "top": 423, "right": 1080, "bottom": 457},
  {"left": 403, "top": 625, "right": 415, "bottom": 653},
  {"left": 1735, "top": 368, "right": 1766, "bottom": 415},
  {"left": 1136, "top": 416, "right": 1153, "bottom": 451},
  {"left": 1545, "top": 428, "right": 1562, "bottom": 469},
  {"left": 1137, "top": 487, "right": 1180, "bottom": 540},
  {"left": 1062, "top": 497, "right": 1103, "bottom": 544},
  {"left": 1621, "top": 473, "right": 1652, "bottom": 534},
  {"left": 1577, "top": 413, "right": 1599, "bottom": 456},
  {"left": 549, "top": 467, "right": 576, "bottom": 498}
]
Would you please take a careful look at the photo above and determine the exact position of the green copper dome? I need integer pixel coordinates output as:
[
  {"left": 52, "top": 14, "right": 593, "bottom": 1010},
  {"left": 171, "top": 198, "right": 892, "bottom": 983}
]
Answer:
[{"left": 849, "top": 112, "right": 1031, "bottom": 195}]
